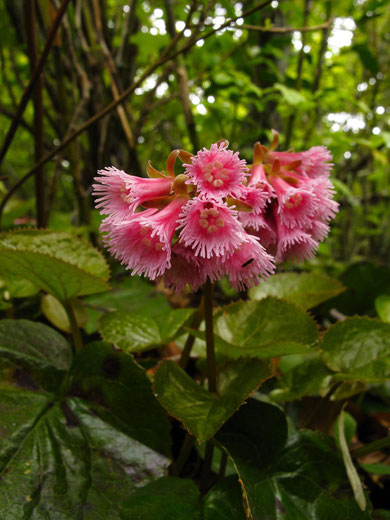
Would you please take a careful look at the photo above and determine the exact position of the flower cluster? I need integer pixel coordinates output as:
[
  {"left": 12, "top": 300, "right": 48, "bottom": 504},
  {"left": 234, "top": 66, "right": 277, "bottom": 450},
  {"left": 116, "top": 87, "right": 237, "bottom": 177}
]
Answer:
[{"left": 93, "top": 134, "right": 337, "bottom": 292}]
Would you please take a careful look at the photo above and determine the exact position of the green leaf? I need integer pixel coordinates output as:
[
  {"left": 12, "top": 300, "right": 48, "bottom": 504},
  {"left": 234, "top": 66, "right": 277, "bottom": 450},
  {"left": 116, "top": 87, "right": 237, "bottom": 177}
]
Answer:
[
  {"left": 120, "top": 477, "right": 202, "bottom": 520},
  {"left": 154, "top": 358, "right": 271, "bottom": 443},
  {"left": 203, "top": 476, "right": 246, "bottom": 520},
  {"left": 120, "top": 475, "right": 247, "bottom": 520},
  {"left": 68, "top": 341, "right": 171, "bottom": 455},
  {"left": 249, "top": 272, "right": 345, "bottom": 310},
  {"left": 337, "top": 409, "right": 366, "bottom": 511},
  {"left": 0, "top": 319, "right": 71, "bottom": 393},
  {"left": 41, "top": 294, "right": 88, "bottom": 333},
  {"left": 0, "top": 229, "right": 110, "bottom": 301},
  {"left": 375, "top": 294, "right": 390, "bottom": 323},
  {"left": 216, "top": 400, "right": 371, "bottom": 520},
  {"left": 361, "top": 463, "right": 390, "bottom": 475},
  {"left": 270, "top": 356, "right": 333, "bottom": 403},
  {"left": 373, "top": 510, "right": 390, "bottom": 520},
  {"left": 0, "top": 334, "right": 170, "bottom": 518},
  {"left": 0, "top": 395, "right": 168, "bottom": 520},
  {"left": 353, "top": 43, "right": 379, "bottom": 75},
  {"left": 322, "top": 262, "right": 390, "bottom": 317},
  {"left": 275, "top": 83, "right": 309, "bottom": 106},
  {"left": 0, "top": 272, "right": 39, "bottom": 299},
  {"left": 84, "top": 276, "right": 171, "bottom": 334},
  {"left": 321, "top": 317, "right": 390, "bottom": 382},
  {"left": 212, "top": 298, "right": 319, "bottom": 359},
  {"left": 98, "top": 308, "right": 194, "bottom": 352}
]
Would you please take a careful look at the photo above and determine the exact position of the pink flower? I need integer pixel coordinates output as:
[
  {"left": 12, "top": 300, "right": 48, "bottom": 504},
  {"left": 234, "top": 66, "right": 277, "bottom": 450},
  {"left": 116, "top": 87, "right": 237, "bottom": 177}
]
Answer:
[
  {"left": 241, "top": 212, "right": 277, "bottom": 251},
  {"left": 126, "top": 176, "right": 173, "bottom": 212},
  {"left": 247, "top": 162, "right": 275, "bottom": 201},
  {"left": 222, "top": 235, "right": 275, "bottom": 291},
  {"left": 311, "top": 177, "right": 339, "bottom": 221},
  {"left": 275, "top": 221, "right": 318, "bottom": 263},
  {"left": 93, "top": 167, "right": 132, "bottom": 221},
  {"left": 102, "top": 197, "right": 187, "bottom": 279},
  {"left": 163, "top": 243, "right": 206, "bottom": 293},
  {"left": 177, "top": 197, "right": 247, "bottom": 258},
  {"left": 102, "top": 209, "right": 169, "bottom": 279},
  {"left": 270, "top": 145, "right": 333, "bottom": 179},
  {"left": 269, "top": 175, "right": 318, "bottom": 228},
  {"left": 184, "top": 141, "right": 248, "bottom": 197}
]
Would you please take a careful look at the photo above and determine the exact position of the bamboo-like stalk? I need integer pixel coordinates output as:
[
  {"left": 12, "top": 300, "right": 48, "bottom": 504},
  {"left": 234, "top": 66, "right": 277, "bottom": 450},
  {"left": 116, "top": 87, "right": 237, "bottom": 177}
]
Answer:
[{"left": 24, "top": 0, "right": 46, "bottom": 227}]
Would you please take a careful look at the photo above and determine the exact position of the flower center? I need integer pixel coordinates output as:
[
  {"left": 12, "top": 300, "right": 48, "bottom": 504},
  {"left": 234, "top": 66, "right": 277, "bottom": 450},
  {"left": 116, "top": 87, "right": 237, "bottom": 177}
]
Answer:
[
  {"left": 203, "top": 161, "right": 228, "bottom": 188},
  {"left": 120, "top": 183, "right": 132, "bottom": 204},
  {"left": 285, "top": 193, "right": 302, "bottom": 209},
  {"left": 140, "top": 225, "right": 164, "bottom": 251},
  {"left": 198, "top": 207, "right": 225, "bottom": 233}
]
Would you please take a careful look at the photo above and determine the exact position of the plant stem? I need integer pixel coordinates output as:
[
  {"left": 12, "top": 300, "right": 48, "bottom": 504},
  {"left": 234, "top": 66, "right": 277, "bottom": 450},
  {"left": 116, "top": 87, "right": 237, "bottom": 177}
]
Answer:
[
  {"left": 218, "top": 451, "right": 228, "bottom": 478},
  {"left": 179, "top": 295, "right": 204, "bottom": 370},
  {"left": 171, "top": 433, "right": 195, "bottom": 476},
  {"left": 200, "top": 442, "right": 214, "bottom": 495},
  {"left": 204, "top": 278, "right": 217, "bottom": 394},
  {"left": 63, "top": 300, "right": 83, "bottom": 354}
]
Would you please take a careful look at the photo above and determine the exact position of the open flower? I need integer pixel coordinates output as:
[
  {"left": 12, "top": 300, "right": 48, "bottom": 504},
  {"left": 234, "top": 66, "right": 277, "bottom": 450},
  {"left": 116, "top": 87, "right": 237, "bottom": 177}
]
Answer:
[
  {"left": 177, "top": 197, "right": 247, "bottom": 258},
  {"left": 94, "top": 137, "right": 337, "bottom": 291},
  {"left": 184, "top": 141, "right": 248, "bottom": 197},
  {"left": 221, "top": 235, "right": 275, "bottom": 291},
  {"left": 93, "top": 167, "right": 133, "bottom": 222}
]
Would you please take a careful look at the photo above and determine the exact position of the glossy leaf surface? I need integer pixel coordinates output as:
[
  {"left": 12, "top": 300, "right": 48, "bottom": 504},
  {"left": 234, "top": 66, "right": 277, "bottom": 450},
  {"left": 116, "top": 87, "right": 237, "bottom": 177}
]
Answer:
[
  {"left": 212, "top": 298, "right": 319, "bottom": 359},
  {"left": 98, "top": 308, "right": 194, "bottom": 352},
  {"left": 321, "top": 317, "right": 390, "bottom": 382},
  {"left": 0, "top": 322, "right": 170, "bottom": 518},
  {"left": 216, "top": 399, "right": 371, "bottom": 520},
  {"left": 154, "top": 359, "right": 271, "bottom": 443},
  {"left": 249, "top": 272, "right": 344, "bottom": 310},
  {"left": 0, "top": 230, "right": 110, "bottom": 300}
]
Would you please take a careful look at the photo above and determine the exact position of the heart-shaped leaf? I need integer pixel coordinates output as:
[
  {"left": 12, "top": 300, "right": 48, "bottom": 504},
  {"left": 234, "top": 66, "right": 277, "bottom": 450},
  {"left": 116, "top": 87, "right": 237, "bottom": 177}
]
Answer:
[
  {"left": 0, "top": 229, "right": 110, "bottom": 301},
  {"left": 154, "top": 358, "right": 271, "bottom": 443},
  {"left": 249, "top": 272, "right": 344, "bottom": 310},
  {"left": 216, "top": 399, "right": 371, "bottom": 520}
]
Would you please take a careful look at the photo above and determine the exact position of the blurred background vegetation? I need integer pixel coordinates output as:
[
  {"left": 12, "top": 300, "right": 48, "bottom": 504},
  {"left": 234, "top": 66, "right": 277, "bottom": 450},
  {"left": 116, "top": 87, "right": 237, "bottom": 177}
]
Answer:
[{"left": 0, "top": 0, "right": 389, "bottom": 271}]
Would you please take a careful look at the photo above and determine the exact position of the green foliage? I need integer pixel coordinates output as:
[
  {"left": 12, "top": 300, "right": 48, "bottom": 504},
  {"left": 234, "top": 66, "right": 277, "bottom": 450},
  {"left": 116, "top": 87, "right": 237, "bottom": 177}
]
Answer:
[
  {"left": 321, "top": 317, "right": 390, "bottom": 382},
  {"left": 41, "top": 294, "right": 88, "bottom": 333},
  {"left": 0, "top": 321, "right": 170, "bottom": 518},
  {"left": 154, "top": 359, "right": 271, "bottom": 443},
  {"left": 212, "top": 297, "right": 319, "bottom": 358},
  {"left": 249, "top": 272, "right": 345, "bottom": 310},
  {"left": 120, "top": 478, "right": 201, "bottom": 520},
  {"left": 216, "top": 400, "right": 371, "bottom": 520},
  {"left": 0, "top": 230, "right": 110, "bottom": 301},
  {"left": 98, "top": 308, "right": 194, "bottom": 352}
]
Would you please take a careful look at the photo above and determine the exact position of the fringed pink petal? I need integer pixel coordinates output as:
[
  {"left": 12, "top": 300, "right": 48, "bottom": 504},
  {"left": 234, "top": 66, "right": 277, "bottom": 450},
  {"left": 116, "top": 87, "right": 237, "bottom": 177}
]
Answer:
[
  {"left": 184, "top": 141, "right": 248, "bottom": 197},
  {"left": 177, "top": 197, "right": 248, "bottom": 258}
]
